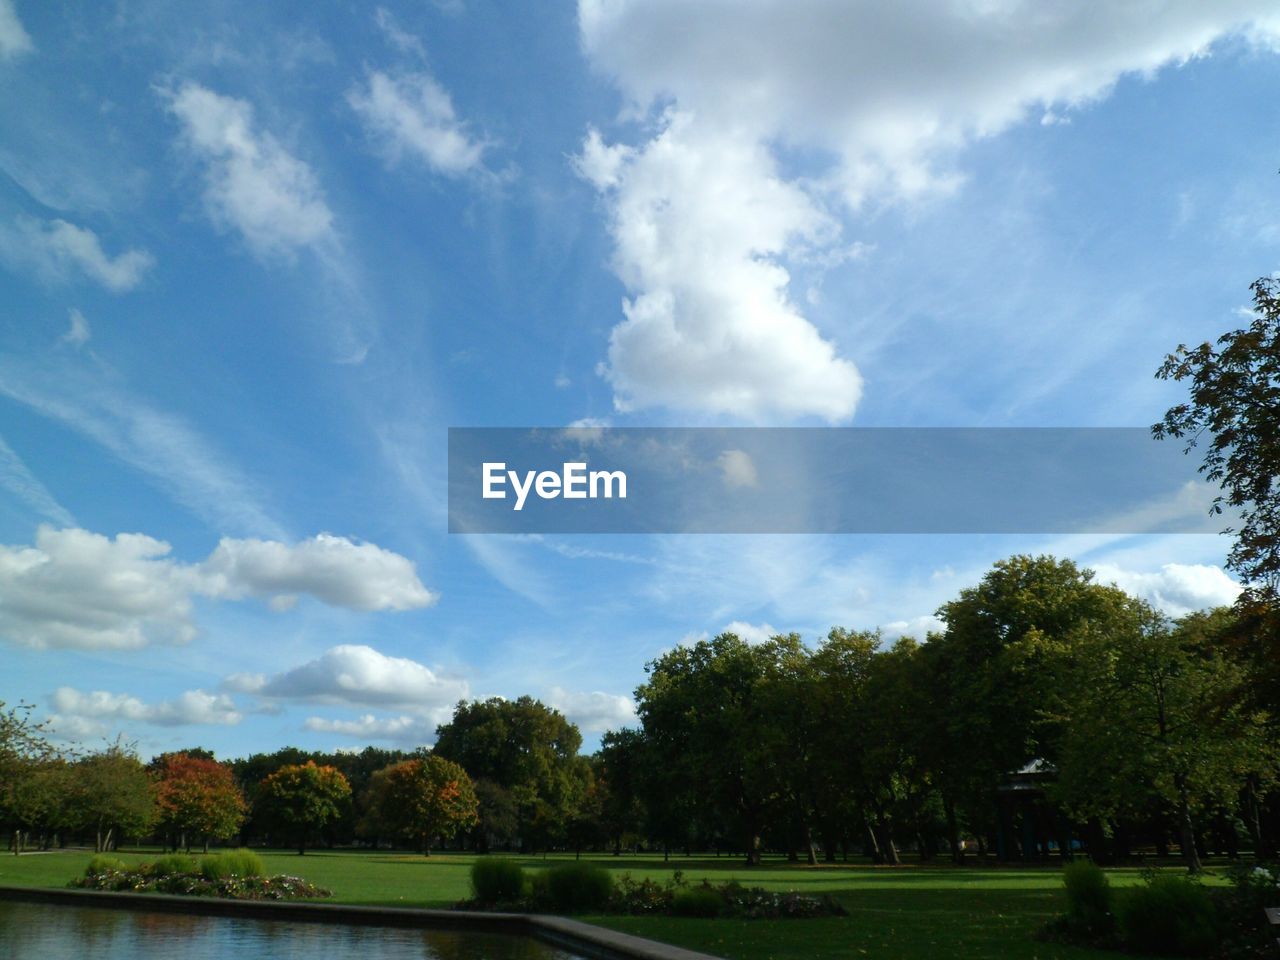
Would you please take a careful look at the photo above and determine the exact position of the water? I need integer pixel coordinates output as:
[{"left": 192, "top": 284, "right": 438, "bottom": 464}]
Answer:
[{"left": 0, "top": 902, "right": 582, "bottom": 960}]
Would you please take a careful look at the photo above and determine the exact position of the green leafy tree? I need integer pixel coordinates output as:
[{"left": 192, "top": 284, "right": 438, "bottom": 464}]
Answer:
[
  {"left": 68, "top": 742, "right": 155, "bottom": 851},
  {"left": 434, "top": 696, "right": 585, "bottom": 851},
  {"left": 1055, "top": 602, "right": 1274, "bottom": 872},
  {"left": 0, "top": 702, "right": 61, "bottom": 855},
  {"left": 363, "top": 755, "right": 479, "bottom": 855},
  {"left": 634, "top": 632, "right": 798, "bottom": 865},
  {"left": 256, "top": 761, "right": 351, "bottom": 854}
]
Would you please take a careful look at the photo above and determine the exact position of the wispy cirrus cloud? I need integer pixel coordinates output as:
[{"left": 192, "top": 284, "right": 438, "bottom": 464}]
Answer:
[
  {"left": 163, "top": 82, "right": 335, "bottom": 259},
  {"left": 0, "top": 216, "right": 154, "bottom": 291}
]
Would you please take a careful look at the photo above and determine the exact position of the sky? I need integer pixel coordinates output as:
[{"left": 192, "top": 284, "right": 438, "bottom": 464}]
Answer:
[{"left": 1, "top": 0, "right": 1278, "bottom": 759}]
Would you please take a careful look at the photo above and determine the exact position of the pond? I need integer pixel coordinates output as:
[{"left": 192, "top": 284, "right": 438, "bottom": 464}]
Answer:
[{"left": 0, "top": 902, "right": 584, "bottom": 960}]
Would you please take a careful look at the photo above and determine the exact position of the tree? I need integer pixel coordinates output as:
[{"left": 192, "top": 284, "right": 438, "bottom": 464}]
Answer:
[
  {"left": 0, "top": 702, "right": 61, "bottom": 855},
  {"left": 434, "top": 696, "right": 586, "bottom": 851},
  {"left": 1054, "top": 602, "right": 1274, "bottom": 872},
  {"left": 68, "top": 742, "right": 155, "bottom": 851},
  {"left": 256, "top": 761, "right": 351, "bottom": 854},
  {"left": 363, "top": 755, "right": 478, "bottom": 855},
  {"left": 152, "top": 753, "right": 246, "bottom": 852},
  {"left": 634, "top": 632, "right": 798, "bottom": 865},
  {"left": 1154, "top": 276, "right": 1280, "bottom": 591}
]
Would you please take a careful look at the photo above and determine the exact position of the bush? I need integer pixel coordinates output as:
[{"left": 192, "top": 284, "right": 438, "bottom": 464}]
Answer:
[
  {"left": 201, "top": 848, "right": 266, "bottom": 881},
  {"left": 1062, "top": 860, "right": 1113, "bottom": 939},
  {"left": 470, "top": 858, "right": 525, "bottom": 904},
  {"left": 1117, "top": 873, "right": 1220, "bottom": 957},
  {"left": 671, "top": 886, "right": 723, "bottom": 918},
  {"left": 146, "top": 854, "right": 199, "bottom": 877},
  {"left": 543, "top": 862, "right": 614, "bottom": 913},
  {"left": 85, "top": 855, "right": 127, "bottom": 876}
]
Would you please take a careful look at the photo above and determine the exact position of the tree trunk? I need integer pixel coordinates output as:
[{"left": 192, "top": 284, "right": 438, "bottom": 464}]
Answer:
[
  {"left": 805, "top": 824, "right": 818, "bottom": 865},
  {"left": 945, "top": 796, "right": 964, "bottom": 865},
  {"left": 1175, "top": 778, "right": 1202, "bottom": 873}
]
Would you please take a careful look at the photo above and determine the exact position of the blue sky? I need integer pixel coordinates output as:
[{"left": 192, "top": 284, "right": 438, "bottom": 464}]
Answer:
[{"left": 1, "top": 1, "right": 1277, "bottom": 757}]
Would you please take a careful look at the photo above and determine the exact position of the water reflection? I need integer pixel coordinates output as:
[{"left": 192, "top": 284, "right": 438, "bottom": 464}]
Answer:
[{"left": 0, "top": 902, "right": 578, "bottom": 960}]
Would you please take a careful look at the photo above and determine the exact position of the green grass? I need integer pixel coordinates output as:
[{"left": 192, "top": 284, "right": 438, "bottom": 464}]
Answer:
[{"left": 0, "top": 849, "right": 1233, "bottom": 960}]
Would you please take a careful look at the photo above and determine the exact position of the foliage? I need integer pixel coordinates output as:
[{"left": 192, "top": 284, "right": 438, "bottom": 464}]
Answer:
[
  {"left": 434, "top": 696, "right": 589, "bottom": 850},
  {"left": 1115, "top": 872, "right": 1220, "bottom": 958},
  {"left": 84, "top": 855, "right": 126, "bottom": 875},
  {"left": 671, "top": 885, "right": 723, "bottom": 918},
  {"left": 1060, "top": 860, "right": 1114, "bottom": 941},
  {"left": 147, "top": 853, "right": 199, "bottom": 877},
  {"left": 255, "top": 761, "right": 351, "bottom": 854},
  {"left": 152, "top": 753, "right": 246, "bottom": 848},
  {"left": 67, "top": 743, "right": 156, "bottom": 849},
  {"left": 1154, "top": 276, "right": 1280, "bottom": 591},
  {"left": 200, "top": 848, "right": 266, "bottom": 880},
  {"left": 469, "top": 857, "right": 525, "bottom": 903},
  {"left": 73, "top": 856, "right": 329, "bottom": 900},
  {"left": 363, "top": 755, "right": 479, "bottom": 854},
  {"left": 541, "top": 861, "right": 615, "bottom": 912}
]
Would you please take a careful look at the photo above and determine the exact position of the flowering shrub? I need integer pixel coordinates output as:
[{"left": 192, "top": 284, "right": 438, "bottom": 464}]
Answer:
[{"left": 74, "top": 856, "right": 329, "bottom": 901}]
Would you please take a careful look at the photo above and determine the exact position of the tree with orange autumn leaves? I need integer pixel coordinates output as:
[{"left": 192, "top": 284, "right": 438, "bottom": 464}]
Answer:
[
  {"left": 151, "top": 752, "right": 246, "bottom": 852},
  {"left": 364, "top": 755, "right": 478, "bottom": 855}
]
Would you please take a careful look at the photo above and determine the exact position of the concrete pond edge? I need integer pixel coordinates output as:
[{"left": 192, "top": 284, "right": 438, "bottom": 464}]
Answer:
[{"left": 0, "top": 884, "right": 726, "bottom": 960}]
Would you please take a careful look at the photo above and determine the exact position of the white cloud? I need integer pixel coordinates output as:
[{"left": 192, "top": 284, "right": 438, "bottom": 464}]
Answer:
[
  {"left": 1091, "top": 562, "right": 1242, "bottom": 618},
  {"left": 60, "top": 308, "right": 91, "bottom": 348},
  {"left": 0, "top": 433, "right": 74, "bottom": 527},
  {"left": 716, "top": 449, "right": 758, "bottom": 490},
  {"left": 201, "top": 533, "right": 438, "bottom": 611},
  {"left": 347, "top": 69, "right": 487, "bottom": 176},
  {"left": 304, "top": 713, "right": 438, "bottom": 744},
  {"left": 254, "top": 644, "right": 467, "bottom": 712},
  {"left": 880, "top": 614, "right": 945, "bottom": 641},
  {"left": 0, "top": 527, "right": 437, "bottom": 651},
  {"left": 0, "top": 217, "right": 153, "bottom": 291},
  {"left": 48, "top": 686, "right": 242, "bottom": 734},
  {"left": 576, "top": 1, "right": 1280, "bottom": 421},
  {"left": 0, "top": 0, "right": 32, "bottom": 61},
  {"left": 0, "top": 527, "right": 197, "bottom": 650},
  {"left": 548, "top": 686, "right": 637, "bottom": 733},
  {"left": 722, "top": 620, "right": 777, "bottom": 646},
  {"left": 164, "top": 82, "right": 334, "bottom": 258},
  {"left": 576, "top": 118, "right": 862, "bottom": 422}
]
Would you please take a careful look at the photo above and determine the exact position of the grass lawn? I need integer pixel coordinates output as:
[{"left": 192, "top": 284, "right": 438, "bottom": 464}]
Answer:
[{"left": 0, "top": 849, "right": 1229, "bottom": 960}]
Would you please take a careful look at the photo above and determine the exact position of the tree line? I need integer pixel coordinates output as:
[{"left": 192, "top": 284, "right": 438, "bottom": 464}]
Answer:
[{"left": 3, "top": 554, "right": 1277, "bottom": 871}]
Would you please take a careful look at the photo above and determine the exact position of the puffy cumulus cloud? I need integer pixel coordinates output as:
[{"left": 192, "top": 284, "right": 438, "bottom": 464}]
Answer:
[
  {"left": 254, "top": 644, "right": 467, "bottom": 711},
  {"left": 0, "top": 527, "right": 196, "bottom": 650},
  {"left": 548, "top": 687, "right": 637, "bottom": 733},
  {"left": 880, "top": 614, "right": 946, "bottom": 641},
  {"left": 1091, "top": 562, "right": 1242, "bottom": 618},
  {"left": 201, "top": 533, "right": 437, "bottom": 611},
  {"left": 576, "top": 1, "right": 1280, "bottom": 420},
  {"left": 48, "top": 686, "right": 242, "bottom": 736},
  {"left": 347, "top": 70, "right": 487, "bottom": 176},
  {"left": 721, "top": 620, "right": 778, "bottom": 646},
  {"left": 0, "top": 527, "right": 436, "bottom": 651},
  {"left": 580, "top": 1, "right": 1280, "bottom": 204},
  {"left": 0, "top": 0, "right": 32, "bottom": 60},
  {"left": 577, "top": 119, "right": 862, "bottom": 422},
  {"left": 716, "top": 449, "right": 758, "bottom": 490},
  {"left": 164, "top": 83, "right": 334, "bottom": 258},
  {"left": 304, "top": 713, "right": 438, "bottom": 744},
  {"left": 0, "top": 217, "right": 153, "bottom": 292}
]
